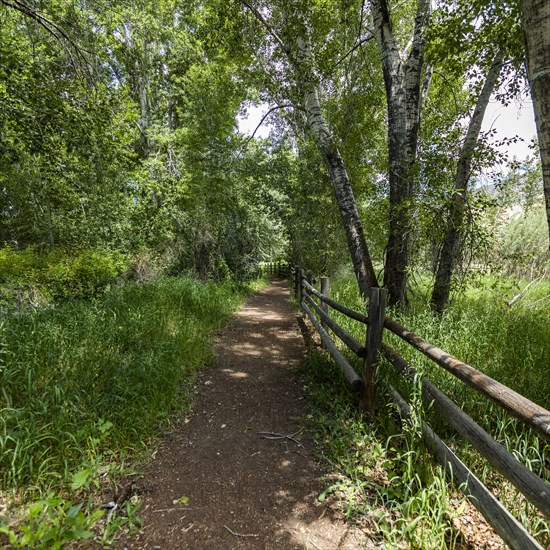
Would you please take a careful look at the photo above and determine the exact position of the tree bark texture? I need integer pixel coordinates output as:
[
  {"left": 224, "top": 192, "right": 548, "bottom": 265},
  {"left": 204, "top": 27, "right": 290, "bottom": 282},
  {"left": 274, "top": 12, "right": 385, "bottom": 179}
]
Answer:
[
  {"left": 371, "top": 0, "right": 431, "bottom": 307},
  {"left": 295, "top": 36, "right": 379, "bottom": 299},
  {"left": 239, "top": 2, "right": 378, "bottom": 299},
  {"left": 522, "top": 0, "right": 550, "bottom": 246},
  {"left": 430, "top": 52, "right": 504, "bottom": 313}
]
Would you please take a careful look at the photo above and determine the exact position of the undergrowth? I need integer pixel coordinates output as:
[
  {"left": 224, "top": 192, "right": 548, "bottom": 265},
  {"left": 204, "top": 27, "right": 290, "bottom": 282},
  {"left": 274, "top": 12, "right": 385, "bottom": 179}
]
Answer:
[
  {"left": 0, "top": 275, "right": 258, "bottom": 547},
  {"left": 0, "top": 247, "right": 129, "bottom": 305},
  {"left": 299, "top": 271, "right": 550, "bottom": 547},
  {"left": 299, "top": 352, "right": 464, "bottom": 548}
]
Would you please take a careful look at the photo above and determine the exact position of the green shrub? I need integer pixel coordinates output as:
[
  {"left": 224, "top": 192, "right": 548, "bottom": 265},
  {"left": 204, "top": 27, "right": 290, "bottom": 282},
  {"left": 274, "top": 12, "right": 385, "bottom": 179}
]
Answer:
[{"left": 0, "top": 247, "right": 129, "bottom": 305}]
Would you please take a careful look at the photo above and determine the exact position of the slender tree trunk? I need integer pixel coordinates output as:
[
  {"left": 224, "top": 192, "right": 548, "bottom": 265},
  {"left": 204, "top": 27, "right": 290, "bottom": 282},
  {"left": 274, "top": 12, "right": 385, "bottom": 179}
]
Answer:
[
  {"left": 430, "top": 52, "right": 504, "bottom": 313},
  {"left": 296, "top": 36, "right": 378, "bottom": 299},
  {"left": 522, "top": 0, "right": 550, "bottom": 246},
  {"left": 371, "top": 0, "right": 430, "bottom": 307},
  {"left": 238, "top": 2, "right": 378, "bottom": 299}
]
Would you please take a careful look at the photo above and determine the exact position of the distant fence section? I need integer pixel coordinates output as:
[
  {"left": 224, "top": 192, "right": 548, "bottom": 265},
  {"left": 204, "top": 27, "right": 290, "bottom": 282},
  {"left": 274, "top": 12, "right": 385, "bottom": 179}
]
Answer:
[
  {"left": 261, "top": 261, "right": 290, "bottom": 278},
  {"left": 279, "top": 264, "right": 550, "bottom": 550}
]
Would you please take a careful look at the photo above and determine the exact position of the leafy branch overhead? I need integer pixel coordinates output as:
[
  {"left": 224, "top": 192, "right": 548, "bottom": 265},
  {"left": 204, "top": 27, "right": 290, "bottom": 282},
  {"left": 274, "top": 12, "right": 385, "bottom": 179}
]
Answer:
[{"left": 0, "top": 0, "right": 92, "bottom": 77}]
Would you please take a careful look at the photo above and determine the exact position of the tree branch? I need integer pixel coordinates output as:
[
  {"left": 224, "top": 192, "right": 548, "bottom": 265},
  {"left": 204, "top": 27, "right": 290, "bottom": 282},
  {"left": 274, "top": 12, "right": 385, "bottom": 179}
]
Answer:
[
  {"left": 419, "top": 64, "right": 433, "bottom": 113},
  {"left": 240, "top": 103, "right": 295, "bottom": 147},
  {"left": 331, "top": 34, "right": 374, "bottom": 70},
  {"left": 1, "top": 0, "right": 92, "bottom": 78},
  {"left": 371, "top": 0, "right": 400, "bottom": 81},
  {"left": 405, "top": 0, "right": 431, "bottom": 72},
  {"left": 237, "top": 0, "right": 290, "bottom": 55}
]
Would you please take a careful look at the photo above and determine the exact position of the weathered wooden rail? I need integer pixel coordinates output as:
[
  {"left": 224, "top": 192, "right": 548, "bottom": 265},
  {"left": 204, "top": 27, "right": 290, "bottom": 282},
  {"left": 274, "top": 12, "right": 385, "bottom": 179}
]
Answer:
[{"left": 284, "top": 264, "right": 550, "bottom": 550}]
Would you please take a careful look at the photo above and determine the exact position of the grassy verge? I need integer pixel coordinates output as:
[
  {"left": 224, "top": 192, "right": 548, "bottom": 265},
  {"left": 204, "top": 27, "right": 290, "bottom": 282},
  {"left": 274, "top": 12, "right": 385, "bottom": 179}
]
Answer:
[
  {"left": 299, "top": 352, "right": 464, "bottom": 548},
  {"left": 0, "top": 275, "right": 261, "bottom": 547},
  {"left": 298, "top": 272, "right": 550, "bottom": 548}
]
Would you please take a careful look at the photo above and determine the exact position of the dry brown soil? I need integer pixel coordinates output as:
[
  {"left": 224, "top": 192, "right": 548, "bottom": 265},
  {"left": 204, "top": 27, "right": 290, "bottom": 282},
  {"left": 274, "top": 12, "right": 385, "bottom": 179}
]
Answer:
[{"left": 121, "top": 278, "right": 373, "bottom": 549}]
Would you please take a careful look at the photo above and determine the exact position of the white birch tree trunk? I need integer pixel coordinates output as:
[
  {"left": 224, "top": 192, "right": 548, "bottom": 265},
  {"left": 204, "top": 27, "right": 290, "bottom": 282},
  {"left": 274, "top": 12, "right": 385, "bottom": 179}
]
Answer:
[
  {"left": 522, "top": 0, "right": 550, "bottom": 245},
  {"left": 371, "top": 0, "right": 431, "bottom": 307},
  {"left": 430, "top": 52, "right": 504, "bottom": 313},
  {"left": 295, "top": 36, "right": 378, "bottom": 299}
]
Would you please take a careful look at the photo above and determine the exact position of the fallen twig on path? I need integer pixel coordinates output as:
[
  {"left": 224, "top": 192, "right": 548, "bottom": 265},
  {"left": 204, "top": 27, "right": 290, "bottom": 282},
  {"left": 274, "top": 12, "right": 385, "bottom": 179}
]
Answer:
[
  {"left": 257, "top": 427, "right": 305, "bottom": 448},
  {"left": 223, "top": 525, "right": 259, "bottom": 538},
  {"left": 293, "top": 449, "right": 309, "bottom": 460}
]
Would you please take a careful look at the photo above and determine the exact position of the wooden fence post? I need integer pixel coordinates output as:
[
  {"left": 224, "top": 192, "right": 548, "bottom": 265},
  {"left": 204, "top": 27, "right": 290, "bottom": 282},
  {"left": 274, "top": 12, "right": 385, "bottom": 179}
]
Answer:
[
  {"left": 361, "top": 287, "right": 388, "bottom": 417},
  {"left": 298, "top": 269, "right": 304, "bottom": 304},
  {"left": 306, "top": 270, "right": 312, "bottom": 287},
  {"left": 320, "top": 275, "right": 329, "bottom": 329},
  {"left": 294, "top": 266, "right": 300, "bottom": 300}
]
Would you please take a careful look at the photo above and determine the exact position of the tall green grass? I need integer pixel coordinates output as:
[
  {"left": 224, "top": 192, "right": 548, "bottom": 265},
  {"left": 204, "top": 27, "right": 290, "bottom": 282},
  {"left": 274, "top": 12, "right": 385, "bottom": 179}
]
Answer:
[
  {"left": 299, "top": 353, "right": 463, "bottom": 548},
  {"left": 327, "top": 271, "right": 550, "bottom": 423},
  {"left": 0, "top": 275, "right": 255, "bottom": 545},
  {"left": 299, "top": 271, "right": 550, "bottom": 547}
]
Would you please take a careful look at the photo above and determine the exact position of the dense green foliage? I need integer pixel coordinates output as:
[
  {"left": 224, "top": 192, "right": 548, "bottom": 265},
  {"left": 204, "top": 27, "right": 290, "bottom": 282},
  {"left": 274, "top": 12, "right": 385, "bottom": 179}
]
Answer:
[
  {"left": 0, "top": 247, "right": 129, "bottom": 304},
  {"left": 0, "top": 0, "right": 287, "bottom": 279},
  {"left": 0, "top": 0, "right": 546, "bottom": 284}
]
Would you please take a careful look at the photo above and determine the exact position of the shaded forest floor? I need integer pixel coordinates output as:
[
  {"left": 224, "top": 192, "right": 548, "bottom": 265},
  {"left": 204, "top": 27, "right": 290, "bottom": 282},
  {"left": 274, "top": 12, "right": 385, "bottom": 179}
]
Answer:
[{"left": 120, "top": 278, "right": 373, "bottom": 549}]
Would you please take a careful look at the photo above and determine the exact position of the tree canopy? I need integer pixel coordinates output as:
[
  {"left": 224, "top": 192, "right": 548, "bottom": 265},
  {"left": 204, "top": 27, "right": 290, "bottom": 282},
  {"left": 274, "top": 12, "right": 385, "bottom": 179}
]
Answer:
[{"left": 0, "top": 0, "right": 548, "bottom": 304}]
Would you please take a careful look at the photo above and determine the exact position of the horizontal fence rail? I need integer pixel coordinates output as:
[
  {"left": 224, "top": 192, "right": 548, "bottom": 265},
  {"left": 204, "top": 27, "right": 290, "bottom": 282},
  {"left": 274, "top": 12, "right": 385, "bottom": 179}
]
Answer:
[
  {"left": 302, "top": 276, "right": 550, "bottom": 442},
  {"left": 261, "top": 261, "right": 290, "bottom": 278},
  {"left": 383, "top": 317, "right": 550, "bottom": 441},
  {"left": 290, "top": 266, "right": 550, "bottom": 550}
]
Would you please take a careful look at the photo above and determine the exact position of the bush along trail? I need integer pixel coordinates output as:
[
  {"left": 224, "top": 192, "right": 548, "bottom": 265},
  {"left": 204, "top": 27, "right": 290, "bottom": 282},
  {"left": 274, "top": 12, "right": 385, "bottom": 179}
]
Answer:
[{"left": 123, "top": 278, "right": 370, "bottom": 549}]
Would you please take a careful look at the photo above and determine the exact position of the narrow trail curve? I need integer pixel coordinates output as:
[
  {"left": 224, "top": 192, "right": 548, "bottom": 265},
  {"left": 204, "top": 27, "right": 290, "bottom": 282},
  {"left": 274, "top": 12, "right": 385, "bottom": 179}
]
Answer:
[{"left": 124, "top": 279, "right": 372, "bottom": 549}]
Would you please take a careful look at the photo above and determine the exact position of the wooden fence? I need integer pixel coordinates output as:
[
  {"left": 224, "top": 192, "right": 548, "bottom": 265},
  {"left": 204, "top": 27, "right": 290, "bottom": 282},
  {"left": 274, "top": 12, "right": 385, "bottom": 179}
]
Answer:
[
  {"left": 282, "top": 265, "right": 549, "bottom": 550},
  {"left": 262, "top": 261, "right": 290, "bottom": 277}
]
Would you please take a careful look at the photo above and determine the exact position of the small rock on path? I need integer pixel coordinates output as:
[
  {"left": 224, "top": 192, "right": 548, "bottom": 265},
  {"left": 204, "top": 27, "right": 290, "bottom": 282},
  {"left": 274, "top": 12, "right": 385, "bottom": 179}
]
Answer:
[{"left": 123, "top": 279, "right": 372, "bottom": 549}]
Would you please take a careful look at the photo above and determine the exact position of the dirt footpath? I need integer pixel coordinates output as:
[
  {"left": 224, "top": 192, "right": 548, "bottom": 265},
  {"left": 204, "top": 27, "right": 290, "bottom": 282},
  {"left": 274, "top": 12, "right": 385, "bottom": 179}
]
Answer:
[{"left": 123, "top": 279, "right": 371, "bottom": 549}]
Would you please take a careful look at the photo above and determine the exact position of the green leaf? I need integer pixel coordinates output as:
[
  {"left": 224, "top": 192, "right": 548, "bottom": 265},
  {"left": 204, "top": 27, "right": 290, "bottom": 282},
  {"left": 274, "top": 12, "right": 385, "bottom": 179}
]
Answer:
[
  {"left": 28, "top": 500, "right": 44, "bottom": 518},
  {"left": 66, "top": 503, "right": 83, "bottom": 519},
  {"left": 71, "top": 468, "right": 92, "bottom": 490}
]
